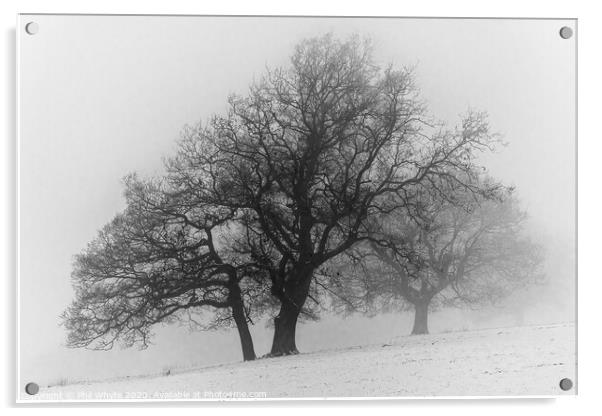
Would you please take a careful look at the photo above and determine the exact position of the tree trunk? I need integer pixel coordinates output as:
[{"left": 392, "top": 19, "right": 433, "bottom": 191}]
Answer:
[
  {"left": 411, "top": 301, "right": 429, "bottom": 335},
  {"left": 269, "top": 298, "right": 301, "bottom": 356},
  {"left": 229, "top": 285, "right": 256, "bottom": 361},
  {"left": 269, "top": 264, "right": 313, "bottom": 356}
]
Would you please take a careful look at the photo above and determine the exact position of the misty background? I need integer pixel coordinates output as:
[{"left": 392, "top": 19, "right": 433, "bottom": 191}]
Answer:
[{"left": 18, "top": 15, "right": 575, "bottom": 386}]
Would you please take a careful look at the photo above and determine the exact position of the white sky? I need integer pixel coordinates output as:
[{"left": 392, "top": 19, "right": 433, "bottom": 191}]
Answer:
[{"left": 18, "top": 15, "right": 576, "bottom": 385}]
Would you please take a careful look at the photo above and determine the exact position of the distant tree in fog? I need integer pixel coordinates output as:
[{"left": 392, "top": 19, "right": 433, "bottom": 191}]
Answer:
[{"left": 360, "top": 183, "right": 544, "bottom": 334}]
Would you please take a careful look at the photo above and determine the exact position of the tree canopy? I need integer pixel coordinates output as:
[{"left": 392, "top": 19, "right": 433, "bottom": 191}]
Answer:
[{"left": 63, "top": 34, "right": 540, "bottom": 359}]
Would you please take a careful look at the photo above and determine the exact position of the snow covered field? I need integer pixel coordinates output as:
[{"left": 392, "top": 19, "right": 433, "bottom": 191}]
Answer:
[{"left": 26, "top": 323, "right": 575, "bottom": 401}]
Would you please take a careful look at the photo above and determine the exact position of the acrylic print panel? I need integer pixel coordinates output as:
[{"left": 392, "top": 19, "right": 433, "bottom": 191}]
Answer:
[{"left": 17, "top": 14, "right": 576, "bottom": 401}]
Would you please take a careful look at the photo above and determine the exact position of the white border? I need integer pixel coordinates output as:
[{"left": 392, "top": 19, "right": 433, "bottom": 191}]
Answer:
[
  {"left": 14, "top": 12, "right": 578, "bottom": 404},
  {"left": 15, "top": 11, "right": 21, "bottom": 407},
  {"left": 4, "top": 0, "right": 599, "bottom": 414}
]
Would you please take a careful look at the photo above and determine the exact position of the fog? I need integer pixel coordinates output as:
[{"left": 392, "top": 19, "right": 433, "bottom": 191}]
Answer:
[{"left": 18, "top": 15, "right": 575, "bottom": 386}]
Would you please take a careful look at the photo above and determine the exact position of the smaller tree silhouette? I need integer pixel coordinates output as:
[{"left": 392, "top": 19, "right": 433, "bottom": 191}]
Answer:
[
  {"left": 61, "top": 175, "right": 266, "bottom": 361},
  {"left": 365, "top": 183, "right": 544, "bottom": 335},
  {"left": 326, "top": 179, "right": 544, "bottom": 335}
]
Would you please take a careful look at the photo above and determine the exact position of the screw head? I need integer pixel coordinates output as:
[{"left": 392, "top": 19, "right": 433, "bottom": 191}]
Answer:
[
  {"left": 559, "top": 378, "right": 573, "bottom": 391},
  {"left": 559, "top": 26, "right": 573, "bottom": 39},
  {"left": 25, "top": 382, "right": 39, "bottom": 395},
  {"left": 25, "top": 22, "right": 39, "bottom": 35}
]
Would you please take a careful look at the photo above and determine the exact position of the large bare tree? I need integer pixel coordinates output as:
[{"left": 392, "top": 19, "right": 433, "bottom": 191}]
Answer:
[{"left": 167, "top": 34, "right": 502, "bottom": 355}]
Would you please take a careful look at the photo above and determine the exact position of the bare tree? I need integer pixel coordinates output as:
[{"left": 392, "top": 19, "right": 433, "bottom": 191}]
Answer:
[
  {"left": 366, "top": 184, "right": 544, "bottom": 335},
  {"left": 167, "top": 34, "right": 502, "bottom": 355},
  {"left": 62, "top": 175, "right": 266, "bottom": 361}
]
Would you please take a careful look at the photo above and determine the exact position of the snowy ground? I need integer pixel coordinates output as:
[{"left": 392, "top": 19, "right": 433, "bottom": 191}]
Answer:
[{"left": 26, "top": 323, "right": 575, "bottom": 400}]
